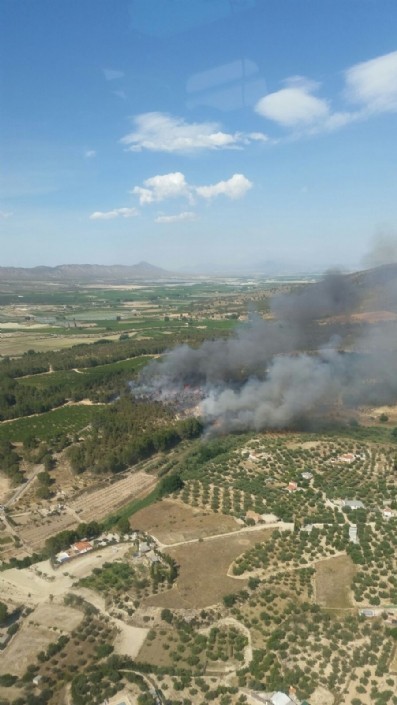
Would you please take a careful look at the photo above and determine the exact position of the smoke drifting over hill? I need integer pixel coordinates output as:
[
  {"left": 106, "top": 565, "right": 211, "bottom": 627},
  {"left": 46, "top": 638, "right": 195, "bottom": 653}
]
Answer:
[{"left": 136, "top": 268, "right": 397, "bottom": 433}]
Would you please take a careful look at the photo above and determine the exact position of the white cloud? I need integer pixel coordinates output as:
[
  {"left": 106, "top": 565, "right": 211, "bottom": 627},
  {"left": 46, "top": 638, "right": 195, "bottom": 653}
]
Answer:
[
  {"left": 0, "top": 210, "right": 12, "bottom": 219},
  {"left": 255, "top": 77, "right": 329, "bottom": 127},
  {"left": 103, "top": 68, "right": 124, "bottom": 81},
  {"left": 132, "top": 172, "right": 252, "bottom": 206},
  {"left": 255, "top": 51, "right": 397, "bottom": 138},
  {"left": 84, "top": 149, "right": 96, "bottom": 158},
  {"left": 89, "top": 207, "right": 138, "bottom": 220},
  {"left": 248, "top": 132, "right": 269, "bottom": 142},
  {"left": 120, "top": 112, "right": 267, "bottom": 153},
  {"left": 155, "top": 211, "right": 197, "bottom": 224},
  {"left": 131, "top": 172, "right": 190, "bottom": 205},
  {"left": 195, "top": 173, "right": 252, "bottom": 200},
  {"left": 345, "top": 50, "right": 397, "bottom": 113}
]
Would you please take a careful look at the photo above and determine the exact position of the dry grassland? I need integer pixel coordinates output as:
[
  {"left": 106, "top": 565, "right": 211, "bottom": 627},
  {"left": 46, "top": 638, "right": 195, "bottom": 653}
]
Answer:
[
  {"left": 285, "top": 439, "right": 321, "bottom": 450},
  {"left": 0, "top": 475, "right": 11, "bottom": 503},
  {"left": 137, "top": 626, "right": 184, "bottom": 669},
  {"left": 0, "top": 332, "right": 122, "bottom": 356},
  {"left": 0, "top": 685, "right": 22, "bottom": 702},
  {"left": 391, "top": 647, "right": 397, "bottom": 674},
  {"left": 132, "top": 498, "right": 240, "bottom": 544},
  {"left": 0, "top": 603, "right": 82, "bottom": 676},
  {"left": 315, "top": 553, "right": 356, "bottom": 609},
  {"left": 113, "top": 622, "right": 149, "bottom": 659},
  {"left": 144, "top": 529, "right": 273, "bottom": 609},
  {"left": 359, "top": 402, "right": 397, "bottom": 425},
  {"left": 18, "top": 512, "right": 78, "bottom": 550}
]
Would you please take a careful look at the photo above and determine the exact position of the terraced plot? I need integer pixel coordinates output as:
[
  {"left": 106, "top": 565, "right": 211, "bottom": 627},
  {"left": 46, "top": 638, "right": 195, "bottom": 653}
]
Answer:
[{"left": 71, "top": 470, "right": 156, "bottom": 522}]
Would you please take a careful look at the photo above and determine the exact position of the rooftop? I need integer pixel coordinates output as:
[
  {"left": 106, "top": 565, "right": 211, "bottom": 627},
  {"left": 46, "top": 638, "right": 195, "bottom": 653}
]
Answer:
[{"left": 271, "top": 693, "right": 294, "bottom": 705}]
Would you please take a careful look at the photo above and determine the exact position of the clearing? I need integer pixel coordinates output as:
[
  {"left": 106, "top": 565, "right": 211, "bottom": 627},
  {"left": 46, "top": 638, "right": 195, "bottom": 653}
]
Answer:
[
  {"left": 144, "top": 529, "right": 273, "bottom": 609},
  {"left": 132, "top": 498, "right": 240, "bottom": 544},
  {"left": 70, "top": 470, "right": 156, "bottom": 522},
  {"left": 0, "top": 603, "right": 82, "bottom": 677},
  {"left": 315, "top": 553, "right": 356, "bottom": 609},
  {"left": 0, "top": 475, "right": 11, "bottom": 504}
]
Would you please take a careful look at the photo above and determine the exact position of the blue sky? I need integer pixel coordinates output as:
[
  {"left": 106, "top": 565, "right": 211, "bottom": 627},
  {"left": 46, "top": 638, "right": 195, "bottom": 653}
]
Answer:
[{"left": 1, "top": 0, "right": 397, "bottom": 272}]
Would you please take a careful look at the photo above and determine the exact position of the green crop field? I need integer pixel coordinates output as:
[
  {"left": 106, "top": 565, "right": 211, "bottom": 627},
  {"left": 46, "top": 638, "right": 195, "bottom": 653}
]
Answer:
[
  {"left": 0, "top": 405, "right": 104, "bottom": 443},
  {"left": 18, "top": 354, "right": 152, "bottom": 389}
]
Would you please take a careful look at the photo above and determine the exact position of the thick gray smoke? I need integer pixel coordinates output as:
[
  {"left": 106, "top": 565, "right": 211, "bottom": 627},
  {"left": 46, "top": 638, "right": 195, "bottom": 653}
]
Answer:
[
  {"left": 271, "top": 270, "right": 359, "bottom": 323},
  {"left": 362, "top": 233, "right": 397, "bottom": 269},
  {"left": 135, "top": 269, "right": 397, "bottom": 433}
]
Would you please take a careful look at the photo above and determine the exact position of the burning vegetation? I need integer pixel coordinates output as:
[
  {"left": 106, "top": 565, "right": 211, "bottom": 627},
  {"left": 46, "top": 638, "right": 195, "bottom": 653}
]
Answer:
[{"left": 134, "top": 266, "right": 397, "bottom": 434}]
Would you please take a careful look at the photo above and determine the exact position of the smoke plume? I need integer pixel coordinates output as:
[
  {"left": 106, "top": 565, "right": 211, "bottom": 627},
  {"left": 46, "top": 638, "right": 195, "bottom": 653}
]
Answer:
[{"left": 135, "top": 269, "right": 397, "bottom": 433}]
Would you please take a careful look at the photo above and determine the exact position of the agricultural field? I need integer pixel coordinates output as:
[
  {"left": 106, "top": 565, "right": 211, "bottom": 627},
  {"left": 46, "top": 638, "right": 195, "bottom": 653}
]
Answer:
[
  {"left": 1, "top": 425, "right": 397, "bottom": 705},
  {"left": 1, "top": 278, "right": 397, "bottom": 705},
  {"left": 71, "top": 470, "right": 157, "bottom": 523},
  {"left": 0, "top": 278, "right": 279, "bottom": 356},
  {"left": 0, "top": 405, "right": 104, "bottom": 443},
  {"left": 0, "top": 603, "right": 83, "bottom": 676},
  {"left": 7, "top": 469, "right": 158, "bottom": 551},
  {"left": 139, "top": 620, "right": 248, "bottom": 672},
  {"left": 315, "top": 554, "right": 357, "bottom": 610},
  {"left": 132, "top": 498, "right": 241, "bottom": 544},
  {"left": 143, "top": 528, "right": 274, "bottom": 609}
]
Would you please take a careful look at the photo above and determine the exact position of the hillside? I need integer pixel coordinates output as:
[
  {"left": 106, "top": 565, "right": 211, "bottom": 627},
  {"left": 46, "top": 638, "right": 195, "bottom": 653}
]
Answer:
[{"left": 0, "top": 261, "right": 180, "bottom": 282}]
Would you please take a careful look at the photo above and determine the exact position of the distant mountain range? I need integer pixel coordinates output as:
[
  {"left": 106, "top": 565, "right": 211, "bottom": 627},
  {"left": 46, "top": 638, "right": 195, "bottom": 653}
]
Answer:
[{"left": 0, "top": 262, "right": 180, "bottom": 282}]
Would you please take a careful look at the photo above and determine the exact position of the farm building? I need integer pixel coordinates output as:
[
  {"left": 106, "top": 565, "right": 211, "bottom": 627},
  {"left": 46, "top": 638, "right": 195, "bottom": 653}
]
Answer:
[
  {"left": 349, "top": 524, "right": 359, "bottom": 543},
  {"left": 301, "top": 471, "right": 313, "bottom": 480},
  {"left": 359, "top": 609, "right": 377, "bottom": 618},
  {"left": 138, "top": 541, "right": 150, "bottom": 554},
  {"left": 343, "top": 499, "right": 365, "bottom": 510},
  {"left": 338, "top": 453, "right": 356, "bottom": 463},
  {"left": 72, "top": 540, "right": 93, "bottom": 554},
  {"left": 286, "top": 481, "right": 298, "bottom": 492},
  {"left": 270, "top": 692, "right": 295, "bottom": 705}
]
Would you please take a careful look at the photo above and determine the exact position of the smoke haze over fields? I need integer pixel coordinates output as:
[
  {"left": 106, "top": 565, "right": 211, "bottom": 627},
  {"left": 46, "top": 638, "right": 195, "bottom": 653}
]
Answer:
[{"left": 136, "top": 268, "right": 397, "bottom": 433}]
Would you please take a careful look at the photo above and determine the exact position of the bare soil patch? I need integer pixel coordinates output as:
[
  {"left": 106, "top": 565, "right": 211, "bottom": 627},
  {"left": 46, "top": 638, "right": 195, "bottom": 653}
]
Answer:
[
  {"left": 390, "top": 648, "right": 397, "bottom": 674},
  {"left": 71, "top": 470, "right": 156, "bottom": 522},
  {"left": 113, "top": 621, "right": 148, "bottom": 659},
  {"left": 315, "top": 553, "right": 356, "bottom": 609},
  {"left": 143, "top": 529, "right": 273, "bottom": 609},
  {"left": 358, "top": 403, "right": 397, "bottom": 425},
  {"left": 18, "top": 512, "right": 78, "bottom": 550},
  {"left": 0, "top": 475, "right": 11, "bottom": 503},
  {"left": 0, "top": 603, "right": 82, "bottom": 676},
  {"left": 310, "top": 686, "right": 334, "bottom": 705},
  {"left": 0, "top": 685, "right": 22, "bottom": 702},
  {"left": 132, "top": 499, "right": 240, "bottom": 544},
  {"left": 286, "top": 439, "right": 321, "bottom": 450}
]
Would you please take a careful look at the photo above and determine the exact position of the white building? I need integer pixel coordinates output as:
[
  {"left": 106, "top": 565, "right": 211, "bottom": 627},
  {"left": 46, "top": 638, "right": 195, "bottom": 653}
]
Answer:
[{"left": 271, "top": 693, "right": 294, "bottom": 705}]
